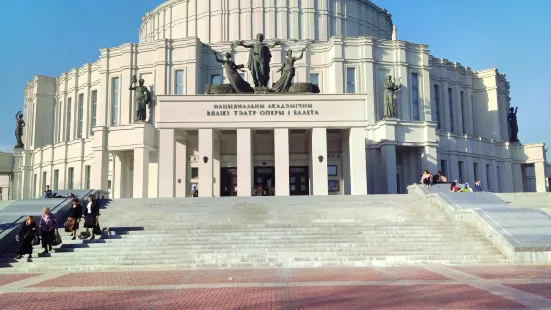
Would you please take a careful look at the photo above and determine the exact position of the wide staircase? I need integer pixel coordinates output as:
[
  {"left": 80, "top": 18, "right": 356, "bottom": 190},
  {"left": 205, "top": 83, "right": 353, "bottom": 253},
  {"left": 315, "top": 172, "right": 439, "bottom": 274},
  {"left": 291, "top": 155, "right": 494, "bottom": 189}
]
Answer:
[{"left": 0, "top": 195, "right": 507, "bottom": 272}]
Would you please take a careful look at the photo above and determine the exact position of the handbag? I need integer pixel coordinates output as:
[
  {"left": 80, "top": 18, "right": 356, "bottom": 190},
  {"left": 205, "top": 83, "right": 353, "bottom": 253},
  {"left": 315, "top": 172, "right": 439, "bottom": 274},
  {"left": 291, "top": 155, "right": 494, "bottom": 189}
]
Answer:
[
  {"left": 92, "top": 223, "right": 101, "bottom": 235},
  {"left": 64, "top": 218, "right": 76, "bottom": 232},
  {"left": 53, "top": 231, "right": 62, "bottom": 245},
  {"left": 32, "top": 234, "right": 40, "bottom": 246}
]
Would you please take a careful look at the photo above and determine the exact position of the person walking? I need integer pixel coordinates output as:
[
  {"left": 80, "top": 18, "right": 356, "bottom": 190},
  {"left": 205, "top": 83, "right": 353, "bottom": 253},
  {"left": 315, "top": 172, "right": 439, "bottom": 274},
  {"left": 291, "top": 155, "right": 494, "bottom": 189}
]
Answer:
[
  {"left": 39, "top": 208, "right": 58, "bottom": 254},
  {"left": 83, "top": 195, "right": 100, "bottom": 240},
  {"left": 66, "top": 198, "right": 82, "bottom": 240},
  {"left": 16, "top": 216, "right": 37, "bottom": 260}
]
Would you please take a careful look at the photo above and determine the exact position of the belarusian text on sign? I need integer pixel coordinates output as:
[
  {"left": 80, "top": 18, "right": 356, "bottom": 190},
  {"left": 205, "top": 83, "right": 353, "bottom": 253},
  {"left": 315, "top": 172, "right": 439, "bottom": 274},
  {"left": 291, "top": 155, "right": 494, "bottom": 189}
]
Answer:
[{"left": 206, "top": 103, "right": 319, "bottom": 117}]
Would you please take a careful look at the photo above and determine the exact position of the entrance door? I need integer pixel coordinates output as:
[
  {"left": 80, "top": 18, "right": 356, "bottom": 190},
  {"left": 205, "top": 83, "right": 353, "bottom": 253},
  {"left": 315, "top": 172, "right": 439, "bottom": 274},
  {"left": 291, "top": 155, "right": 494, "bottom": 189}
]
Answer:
[
  {"left": 221, "top": 168, "right": 237, "bottom": 196},
  {"left": 254, "top": 167, "right": 275, "bottom": 196},
  {"left": 290, "top": 167, "right": 309, "bottom": 196}
]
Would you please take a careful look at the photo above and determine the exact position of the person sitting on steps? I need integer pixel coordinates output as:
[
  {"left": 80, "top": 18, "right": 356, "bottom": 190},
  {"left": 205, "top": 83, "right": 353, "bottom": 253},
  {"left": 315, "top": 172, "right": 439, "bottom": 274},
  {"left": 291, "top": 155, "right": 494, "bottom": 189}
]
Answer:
[
  {"left": 44, "top": 185, "right": 53, "bottom": 198},
  {"left": 432, "top": 171, "right": 448, "bottom": 184},
  {"left": 420, "top": 170, "right": 432, "bottom": 186}
]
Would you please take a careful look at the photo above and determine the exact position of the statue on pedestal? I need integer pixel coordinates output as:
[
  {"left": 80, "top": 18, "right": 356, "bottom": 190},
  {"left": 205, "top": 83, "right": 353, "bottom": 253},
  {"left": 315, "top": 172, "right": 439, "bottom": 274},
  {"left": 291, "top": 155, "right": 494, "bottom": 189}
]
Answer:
[
  {"left": 236, "top": 33, "right": 281, "bottom": 88},
  {"left": 14, "top": 111, "right": 25, "bottom": 149},
  {"left": 271, "top": 47, "right": 307, "bottom": 93},
  {"left": 384, "top": 75, "right": 401, "bottom": 118},
  {"left": 508, "top": 106, "right": 519, "bottom": 142},
  {"left": 212, "top": 52, "right": 254, "bottom": 93},
  {"left": 130, "top": 75, "right": 151, "bottom": 122}
]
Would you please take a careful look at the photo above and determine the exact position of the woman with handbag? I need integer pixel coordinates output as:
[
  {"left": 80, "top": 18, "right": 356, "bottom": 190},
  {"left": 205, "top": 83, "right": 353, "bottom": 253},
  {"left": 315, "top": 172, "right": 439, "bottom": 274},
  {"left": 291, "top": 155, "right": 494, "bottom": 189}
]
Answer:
[
  {"left": 65, "top": 198, "right": 82, "bottom": 240},
  {"left": 16, "top": 216, "right": 37, "bottom": 260},
  {"left": 39, "top": 208, "right": 58, "bottom": 254},
  {"left": 83, "top": 195, "right": 100, "bottom": 240}
]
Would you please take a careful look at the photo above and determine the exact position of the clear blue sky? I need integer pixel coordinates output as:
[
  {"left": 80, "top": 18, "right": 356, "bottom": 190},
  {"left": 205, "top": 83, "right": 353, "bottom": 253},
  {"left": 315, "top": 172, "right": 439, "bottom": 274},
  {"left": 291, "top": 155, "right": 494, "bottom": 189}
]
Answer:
[{"left": 0, "top": 0, "right": 550, "bottom": 154}]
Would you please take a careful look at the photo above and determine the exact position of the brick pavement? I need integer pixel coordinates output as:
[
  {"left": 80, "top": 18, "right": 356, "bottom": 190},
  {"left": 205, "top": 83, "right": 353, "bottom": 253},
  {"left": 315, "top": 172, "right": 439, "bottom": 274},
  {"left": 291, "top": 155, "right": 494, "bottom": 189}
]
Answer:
[{"left": 0, "top": 265, "right": 550, "bottom": 309}]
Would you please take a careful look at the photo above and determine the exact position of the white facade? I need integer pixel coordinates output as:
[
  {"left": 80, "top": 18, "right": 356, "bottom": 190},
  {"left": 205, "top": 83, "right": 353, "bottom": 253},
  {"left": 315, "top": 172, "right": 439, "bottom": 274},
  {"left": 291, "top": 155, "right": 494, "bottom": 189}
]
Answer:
[{"left": 10, "top": 0, "right": 550, "bottom": 199}]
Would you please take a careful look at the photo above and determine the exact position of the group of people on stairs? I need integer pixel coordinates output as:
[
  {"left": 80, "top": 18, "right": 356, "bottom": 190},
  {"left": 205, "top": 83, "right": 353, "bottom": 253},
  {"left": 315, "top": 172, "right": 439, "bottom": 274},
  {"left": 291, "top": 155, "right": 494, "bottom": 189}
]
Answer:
[{"left": 15, "top": 194, "right": 100, "bottom": 261}]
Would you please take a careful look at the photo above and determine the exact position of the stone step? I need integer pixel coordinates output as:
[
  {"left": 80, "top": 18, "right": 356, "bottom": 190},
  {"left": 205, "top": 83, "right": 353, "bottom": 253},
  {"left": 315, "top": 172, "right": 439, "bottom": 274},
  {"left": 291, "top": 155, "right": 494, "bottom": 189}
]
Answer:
[
  {"left": 2, "top": 243, "right": 500, "bottom": 256},
  {"left": 94, "top": 232, "right": 481, "bottom": 238},
  {"left": 2, "top": 240, "right": 497, "bottom": 254},
  {"left": 0, "top": 254, "right": 506, "bottom": 268},
  {"left": 42, "top": 235, "right": 490, "bottom": 244},
  {"left": 0, "top": 251, "right": 503, "bottom": 264}
]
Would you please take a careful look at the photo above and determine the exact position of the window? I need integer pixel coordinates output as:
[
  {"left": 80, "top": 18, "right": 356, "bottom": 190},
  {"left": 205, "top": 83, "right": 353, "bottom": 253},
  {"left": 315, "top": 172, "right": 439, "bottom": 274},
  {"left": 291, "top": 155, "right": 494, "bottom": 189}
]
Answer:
[
  {"left": 448, "top": 88, "right": 454, "bottom": 132},
  {"left": 33, "top": 174, "right": 37, "bottom": 198},
  {"left": 310, "top": 73, "right": 320, "bottom": 87},
  {"left": 411, "top": 73, "right": 419, "bottom": 121},
  {"left": 486, "top": 164, "right": 492, "bottom": 190},
  {"left": 460, "top": 91, "right": 466, "bottom": 134},
  {"left": 433, "top": 85, "right": 440, "bottom": 129},
  {"left": 41, "top": 171, "right": 47, "bottom": 194},
  {"left": 108, "top": 180, "right": 112, "bottom": 190},
  {"left": 67, "top": 167, "right": 74, "bottom": 190},
  {"left": 497, "top": 166, "right": 501, "bottom": 192},
  {"left": 85, "top": 165, "right": 91, "bottom": 189},
  {"left": 474, "top": 162, "right": 479, "bottom": 182},
  {"left": 440, "top": 160, "right": 448, "bottom": 178},
  {"left": 191, "top": 167, "right": 199, "bottom": 179},
  {"left": 346, "top": 68, "right": 356, "bottom": 93},
  {"left": 111, "top": 77, "right": 119, "bottom": 126},
  {"left": 65, "top": 98, "right": 72, "bottom": 141},
  {"left": 175, "top": 70, "right": 184, "bottom": 95},
  {"left": 77, "top": 93, "right": 84, "bottom": 138},
  {"left": 53, "top": 169, "right": 59, "bottom": 190},
  {"left": 210, "top": 74, "right": 221, "bottom": 85},
  {"left": 458, "top": 161, "right": 464, "bottom": 183},
  {"left": 328, "top": 165, "right": 338, "bottom": 176},
  {"left": 90, "top": 90, "right": 97, "bottom": 135}
]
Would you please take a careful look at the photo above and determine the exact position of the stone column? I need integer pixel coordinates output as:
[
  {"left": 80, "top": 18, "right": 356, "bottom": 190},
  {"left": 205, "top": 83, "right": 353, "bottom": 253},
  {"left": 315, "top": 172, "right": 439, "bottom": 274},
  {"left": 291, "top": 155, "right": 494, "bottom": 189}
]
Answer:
[
  {"left": 535, "top": 161, "right": 549, "bottom": 192},
  {"left": 133, "top": 147, "right": 150, "bottom": 198},
  {"left": 381, "top": 144, "right": 397, "bottom": 194},
  {"left": 274, "top": 128, "right": 290, "bottom": 196},
  {"left": 512, "top": 163, "right": 523, "bottom": 192},
  {"left": 199, "top": 129, "right": 214, "bottom": 197},
  {"left": 310, "top": 128, "right": 328, "bottom": 195},
  {"left": 158, "top": 128, "right": 176, "bottom": 198},
  {"left": 237, "top": 129, "right": 253, "bottom": 196},
  {"left": 213, "top": 132, "right": 221, "bottom": 197},
  {"left": 449, "top": 155, "right": 459, "bottom": 182},
  {"left": 348, "top": 128, "right": 367, "bottom": 195},
  {"left": 175, "top": 139, "right": 188, "bottom": 197},
  {"left": 112, "top": 154, "right": 123, "bottom": 198},
  {"left": 91, "top": 127, "right": 109, "bottom": 192},
  {"left": 422, "top": 145, "right": 438, "bottom": 175}
]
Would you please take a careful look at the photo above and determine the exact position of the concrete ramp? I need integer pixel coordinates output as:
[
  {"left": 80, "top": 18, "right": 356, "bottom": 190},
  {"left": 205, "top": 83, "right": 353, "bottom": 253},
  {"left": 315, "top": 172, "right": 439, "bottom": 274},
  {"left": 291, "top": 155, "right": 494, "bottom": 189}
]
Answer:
[{"left": 410, "top": 184, "right": 551, "bottom": 262}]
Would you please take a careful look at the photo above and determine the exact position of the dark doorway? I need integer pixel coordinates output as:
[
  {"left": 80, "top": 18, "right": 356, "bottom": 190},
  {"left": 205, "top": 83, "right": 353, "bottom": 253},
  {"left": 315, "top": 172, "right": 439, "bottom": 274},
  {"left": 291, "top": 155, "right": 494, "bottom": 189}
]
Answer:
[
  {"left": 221, "top": 168, "right": 237, "bottom": 196},
  {"left": 254, "top": 167, "right": 275, "bottom": 196},
  {"left": 290, "top": 166, "right": 309, "bottom": 196}
]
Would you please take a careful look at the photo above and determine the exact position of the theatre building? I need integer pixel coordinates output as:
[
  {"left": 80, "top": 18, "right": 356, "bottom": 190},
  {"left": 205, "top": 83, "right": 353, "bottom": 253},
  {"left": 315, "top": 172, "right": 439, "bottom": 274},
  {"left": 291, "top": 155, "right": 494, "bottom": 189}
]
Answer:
[{"left": 10, "top": 0, "right": 550, "bottom": 199}]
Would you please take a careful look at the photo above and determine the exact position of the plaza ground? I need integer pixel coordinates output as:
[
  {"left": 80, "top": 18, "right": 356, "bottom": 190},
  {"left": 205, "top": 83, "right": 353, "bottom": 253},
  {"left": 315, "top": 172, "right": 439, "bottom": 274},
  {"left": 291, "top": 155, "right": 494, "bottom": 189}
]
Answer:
[{"left": 2, "top": 265, "right": 551, "bottom": 309}]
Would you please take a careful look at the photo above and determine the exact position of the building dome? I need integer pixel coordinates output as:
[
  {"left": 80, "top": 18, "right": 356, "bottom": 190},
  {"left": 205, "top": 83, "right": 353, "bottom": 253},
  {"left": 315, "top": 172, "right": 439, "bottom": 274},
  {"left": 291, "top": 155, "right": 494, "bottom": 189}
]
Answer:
[{"left": 139, "top": 0, "right": 393, "bottom": 44}]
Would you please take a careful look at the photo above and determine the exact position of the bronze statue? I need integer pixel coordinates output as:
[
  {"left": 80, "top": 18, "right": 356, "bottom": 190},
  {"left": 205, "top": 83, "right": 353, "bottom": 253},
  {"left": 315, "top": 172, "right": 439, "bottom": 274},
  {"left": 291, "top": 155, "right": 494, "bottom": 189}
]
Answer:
[
  {"left": 130, "top": 75, "right": 151, "bottom": 122},
  {"left": 508, "top": 106, "right": 519, "bottom": 142},
  {"left": 213, "top": 52, "right": 254, "bottom": 93},
  {"left": 236, "top": 33, "right": 281, "bottom": 88},
  {"left": 384, "top": 75, "right": 401, "bottom": 118},
  {"left": 271, "top": 47, "right": 306, "bottom": 93},
  {"left": 14, "top": 111, "right": 25, "bottom": 149}
]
